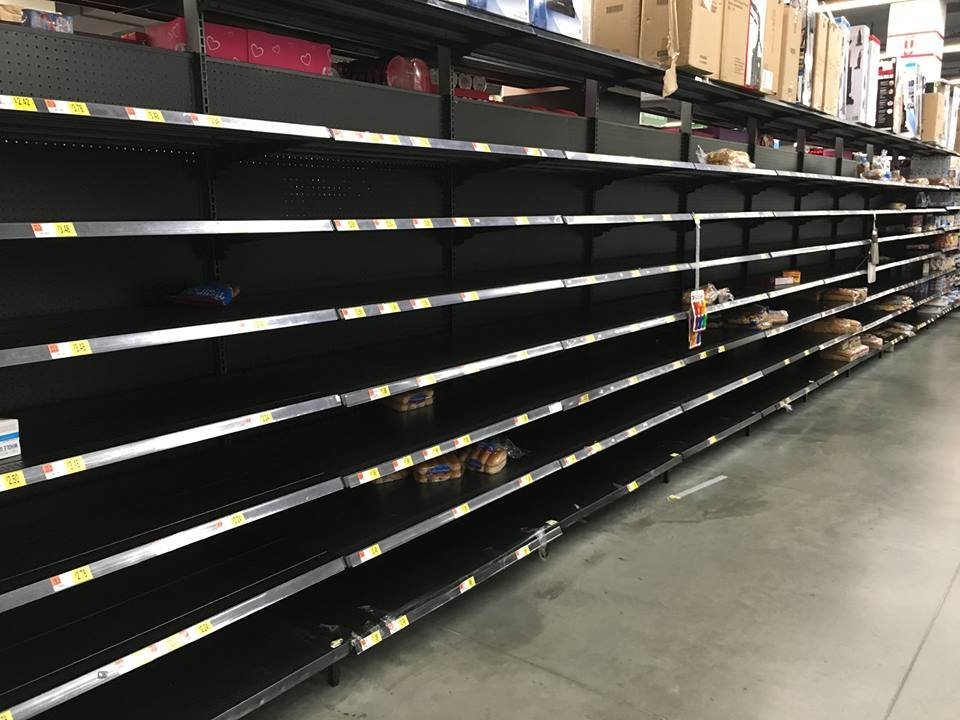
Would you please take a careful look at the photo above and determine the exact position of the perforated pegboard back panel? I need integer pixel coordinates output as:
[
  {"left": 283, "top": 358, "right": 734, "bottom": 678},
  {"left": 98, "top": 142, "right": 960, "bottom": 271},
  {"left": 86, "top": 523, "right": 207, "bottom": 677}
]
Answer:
[
  {"left": 597, "top": 121, "right": 681, "bottom": 161},
  {"left": 453, "top": 100, "right": 590, "bottom": 151},
  {"left": 205, "top": 60, "right": 443, "bottom": 136},
  {"left": 0, "top": 25, "right": 197, "bottom": 109}
]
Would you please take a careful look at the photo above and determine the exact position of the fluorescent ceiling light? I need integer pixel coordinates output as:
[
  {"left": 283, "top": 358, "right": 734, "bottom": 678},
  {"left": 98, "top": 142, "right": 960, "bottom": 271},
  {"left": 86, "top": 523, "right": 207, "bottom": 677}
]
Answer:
[{"left": 820, "top": 0, "right": 908, "bottom": 11}]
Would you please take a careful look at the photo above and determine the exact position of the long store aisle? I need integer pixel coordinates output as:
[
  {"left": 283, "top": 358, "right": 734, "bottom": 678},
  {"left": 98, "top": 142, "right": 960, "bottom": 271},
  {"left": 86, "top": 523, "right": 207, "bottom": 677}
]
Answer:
[{"left": 251, "top": 316, "right": 960, "bottom": 720}]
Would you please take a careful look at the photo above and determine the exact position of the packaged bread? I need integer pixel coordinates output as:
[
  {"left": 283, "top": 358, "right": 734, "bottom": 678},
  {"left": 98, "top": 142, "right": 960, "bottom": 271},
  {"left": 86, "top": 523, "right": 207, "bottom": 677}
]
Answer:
[
  {"left": 861, "top": 333, "right": 883, "bottom": 350},
  {"left": 886, "top": 202, "right": 907, "bottom": 211},
  {"left": 701, "top": 147, "right": 755, "bottom": 169},
  {"left": 458, "top": 440, "right": 508, "bottom": 475},
  {"left": 887, "top": 321, "right": 916, "bottom": 334},
  {"left": 804, "top": 317, "right": 863, "bottom": 335},
  {"left": 874, "top": 295, "right": 913, "bottom": 312},
  {"left": 682, "top": 283, "right": 733, "bottom": 306},
  {"left": 906, "top": 177, "right": 930, "bottom": 185},
  {"left": 861, "top": 168, "right": 884, "bottom": 180},
  {"left": 383, "top": 388, "right": 435, "bottom": 412},
  {"left": 819, "top": 287, "right": 868, "bottom": 306},
  {"left": 821, "top": 344, "right": 871, "bottom": 362},
  {"left": 373, "top": 468, "right": 410, "bottom": 484},
  {"left": 413, "top": 453, "right": 463, "bottom": 483},
  {"left": 766, "top": 309, "right": 789, "bottom": 325},
  {"left": 723, "top": 304, "right": 768, "bottom": 327}
]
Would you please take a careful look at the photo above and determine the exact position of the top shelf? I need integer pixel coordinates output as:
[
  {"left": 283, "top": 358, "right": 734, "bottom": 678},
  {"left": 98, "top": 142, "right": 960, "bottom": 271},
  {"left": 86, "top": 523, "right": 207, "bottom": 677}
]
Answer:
[
  {"left": 202, "top": 0, "right": 953, "bottom": 157},
  {"left": 35, "top": 0, "right": 957, "bottom": 158}
]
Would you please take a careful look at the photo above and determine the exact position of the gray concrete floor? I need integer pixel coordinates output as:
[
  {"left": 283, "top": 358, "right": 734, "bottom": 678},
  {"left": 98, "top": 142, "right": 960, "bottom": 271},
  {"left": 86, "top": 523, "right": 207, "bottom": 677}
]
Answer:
[{"left": 251, "top": 316, "right": 960, "bottom": 720}]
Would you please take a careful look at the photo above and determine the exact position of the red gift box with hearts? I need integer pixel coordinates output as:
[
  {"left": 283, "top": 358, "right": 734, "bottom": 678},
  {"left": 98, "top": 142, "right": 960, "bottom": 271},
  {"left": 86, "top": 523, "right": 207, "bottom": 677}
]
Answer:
[
  {"left": 247, "top": 30, "right": 331, "bottom": 75},
  {"left": 204, "top": 23, "right": 248, "bottom": 62}
]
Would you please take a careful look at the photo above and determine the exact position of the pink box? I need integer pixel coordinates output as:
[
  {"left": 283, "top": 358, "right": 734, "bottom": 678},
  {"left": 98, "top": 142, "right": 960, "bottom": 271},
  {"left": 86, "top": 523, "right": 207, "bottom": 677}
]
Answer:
[
  {"left": 247, "top": 30, "right": 330, "bottom": 75},
  {"left": 204, "top": 23, "right": 247, "bottom": 62},
  {"left": 145, "top": 17, "right": 186, "bottom": 52}
]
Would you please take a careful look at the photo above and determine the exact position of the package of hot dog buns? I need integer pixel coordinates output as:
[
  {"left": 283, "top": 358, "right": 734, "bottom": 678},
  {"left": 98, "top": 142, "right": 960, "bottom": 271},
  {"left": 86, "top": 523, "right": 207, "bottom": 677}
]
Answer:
[
  {"left": 382, "top": 388, "right": 435, "bottom": 412},
  {"left": 413, "top": 453, "right": 463, "bottom": 483}
]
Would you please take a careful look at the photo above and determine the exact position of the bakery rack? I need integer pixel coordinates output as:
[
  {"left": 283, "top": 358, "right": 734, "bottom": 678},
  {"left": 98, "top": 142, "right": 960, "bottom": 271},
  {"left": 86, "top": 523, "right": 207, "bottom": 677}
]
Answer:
[{"left": 1, "top": 2, "right": 959, "bottom": 719}]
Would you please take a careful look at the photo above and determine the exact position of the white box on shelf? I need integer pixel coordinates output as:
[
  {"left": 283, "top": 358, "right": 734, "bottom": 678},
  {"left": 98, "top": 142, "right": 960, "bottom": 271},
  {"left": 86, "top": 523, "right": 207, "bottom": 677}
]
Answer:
[
  {"left": 0, "top": 418, "right": 21, "bottom": 463},
  {"left": 529, "top": 0, "right": 583, "bottom": 39},
  {"left": 464, "top": 0, "right": 530, "bottom": 22}
]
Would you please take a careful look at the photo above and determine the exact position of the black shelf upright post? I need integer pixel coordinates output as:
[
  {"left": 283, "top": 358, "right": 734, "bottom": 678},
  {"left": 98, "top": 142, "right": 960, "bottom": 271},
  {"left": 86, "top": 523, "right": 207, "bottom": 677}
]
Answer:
[
  {"left": 677, "top": 101, "right": 693, "bottom": 296},
  {"left": 438, "top": 44, "right": 458, "bottom": 342},
  {"left": 828, "top": 136, "right": 844, "bottom": 275},
  {"left": 582, "top": 78, "right": 600, "bottom": 314},
  {"left": 185, "top": 0, "right": 228, "bottom": 376},
  {"left": 789, "top": 128, "right": 807, "bottom": 271},
  {"left": 741, "top": 117, "right": 759, "bottom": 288}
]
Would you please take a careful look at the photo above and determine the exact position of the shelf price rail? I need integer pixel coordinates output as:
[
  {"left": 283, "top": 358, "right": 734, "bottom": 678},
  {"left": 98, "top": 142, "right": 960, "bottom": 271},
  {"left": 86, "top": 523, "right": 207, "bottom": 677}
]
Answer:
[{"left": 2, "top": 95, "right": 959, "bottom": 190}]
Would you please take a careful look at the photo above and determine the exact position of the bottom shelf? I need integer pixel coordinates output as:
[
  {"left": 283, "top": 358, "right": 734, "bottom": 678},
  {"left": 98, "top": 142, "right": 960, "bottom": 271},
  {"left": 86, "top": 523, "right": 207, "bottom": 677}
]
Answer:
[{"left": 19, "top": 300, "right": 959, "bottom": 720}]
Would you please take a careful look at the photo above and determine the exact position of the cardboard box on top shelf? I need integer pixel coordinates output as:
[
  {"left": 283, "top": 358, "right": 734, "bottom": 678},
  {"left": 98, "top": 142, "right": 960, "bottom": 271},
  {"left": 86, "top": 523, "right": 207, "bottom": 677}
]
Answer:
[
  {"left": 761, "top": 0, "right": 784, "bottom": 94},
  {"left": 530, "top": 0, "right": 584, "bottom": 39},
  {"left": 921, "top": 89, "right": 947, "bottom": 145},
  {"left": 591, "top": 0, "right": 641, "bottom": 56},
  {"left": 799, "top": 0, "right": 815, "bottom": 105},
  {"left": 810, "top": 11, "right": 829, "bottom": 109},
  {"left": 822, "top": 17, "right": 843, "bottom": 116},
  {"left": 954, "top": 104, "right": 960, "bottom": 152},
  {"left": 835, "top": 17, "right": 851, "bottom": 116},
  {"left": 777, "top": 1, "right": 803, "bottom": 102},
  {"left": 641, "top": 0, "right": 724, "bottom": 76},
  {"left": 720, "top": 0, "right": 766, "bottom": 89}
]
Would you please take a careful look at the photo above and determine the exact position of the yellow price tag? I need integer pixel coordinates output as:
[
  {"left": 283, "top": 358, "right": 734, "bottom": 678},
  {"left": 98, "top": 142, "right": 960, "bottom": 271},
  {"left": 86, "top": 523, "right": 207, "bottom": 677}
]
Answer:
[
  {"left": 378, "top": 302, "right": 401, "bottom": 314},
  {"left": 514, "top": 413, "right": 529, "bottom": 426},
  {"left": 459, "top": 576, "right": 477, "bottom": 593},
  {"left": 49, "top": 222, "right": 77, "bottom": 238},
  {"left": 358, "top": 467, "right": 381, "bottom": 483},
  {"left": 626, "top": 427, "right": 639, "bottom": 437},
  {"left": 368, "top": 385, "right": 391, "bottom": 400},
  {"left": 1, "top": 471, "right": 26, "bottom": 491},
  {"left": 784, "top": 358, "right": 791, "bottom": 365},
  {"left": 411, "top": 297, "right": 432, "bottom": 309},
  {"left": 66, "top": 101, "right": 90, "bottom": 116},
  {"left": 453, "top": 217, "right": 471, "bottom": 227},
  {"left": 258, "top": 411, "right": 274, "bottom": 425},
  {"left": 515, "top": 545, "right": 532, "bottom": 560},
  {"left": 229, "top": 512, "right": 246, "bottom": 526},
  {"left": 699, "top": 351, "right": 708, "bottom": 360},
  {"left": 165, "top": 634, "right": 185, "bottom": 652},
  {"left": 708, "top": 435, "right": 719, "bottom": 445},
  {"left": 358, "top": 543, "right": 382, "bottom": 563},
  {"left": 70, "top": 565, "right": 94, "bottom": 585},
  {"left": 517, "top": 473, "right": 534, "bottom": 487},
  {"left": 12, "top": 95, "right": 36, "bottom": 111},
  {"left": 195, "top": 620, "right": 214, "bottom": 635},
  {"left": 706, "top": 392, "right": 716, "bottom": 400},
  {"left": 563, "top": 454, "right": 578, "bottom": 466},
  {"left": 461, "top": 290, "right": 480, "bottom": 302},
  {"left": 472, "top": 142, "right": 491, "bottom": 153},
  {"left": 387, "top": 615, "right": 410, "bottom": 633},
  {"left": 393, "top": 455, "right": 414, "bottom": 471},
  {"left": 341, "top": 306, "right": 366, "bottom": 319},
  {"left": 591, "top": 442, "right": 603, "bottom": 453},
  {"left": 579, "top": 393, "right": 591, "bottom": 404},
  {"left": 145, "top": 109, "right": 164, "bottom": 122},
  {"left": 412, "top": 136, "right": 431, "bottom": 148},
  {"left": 673, "top": 361, "right": 684, "bottom": 369},
  {"left": 207, "top": 115, "right": 223, "bottom": 127},
  {"left": 718, "top": 345, "right": 727, "bottom": 353},
  {"left": 383, "top": 134, "right": 401, "bottom": 145},
  {"left": 454, "top": 434, "right": 472, "bottom": 448},
  {"left": 514, "top": 216, "right": 530, "bottom": 225},
  {"left": 452, "top": 503, "right": 471, "bottom": 518},
  {"left": 423, "top": 445, "right": 442, "bottom": 459},
  {"left": 64, "top": 456, "right": 86, "bottom": 474},
  {"left": 0, "top": 711, "right": 11, "bottom": 720},
  {"left": 374, "top": 219, "right": 398, "bottom": 230},
  {"left": 413, "top": 218, "right": 434, "bottom": 229},
  {"left": 360, "top": 630, "right": 382, "bottom": 650},
  {"left": 626, "top": 480, "right": 640, "bottom": 492}
]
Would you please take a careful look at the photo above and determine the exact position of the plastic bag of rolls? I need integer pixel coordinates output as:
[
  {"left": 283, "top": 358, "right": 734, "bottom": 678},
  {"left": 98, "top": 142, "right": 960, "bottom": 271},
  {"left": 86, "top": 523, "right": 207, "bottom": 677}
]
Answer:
[
  {"left": 681, "top": 283, "right": 734, "bottom": 306},
  {"left": 803, "top": 317, "right": 863, "bottom": 335},
  {"left": 722, "top": 305, "right": 789, "bottom": 330},
  {"left": 819, "top": 287, "right": 868, "bottom": 307},
  {"left": 414, "top": 453, "right": 463, "bottom": 483},
  {"left": 861, "top": 333, "right": 883, "bottom": 350},
  {"left": 383, "top": 388, "right": 435, "bottom": 412},
  {"left": 459, "top": 440, "right": 509, "bottom": 475}
]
